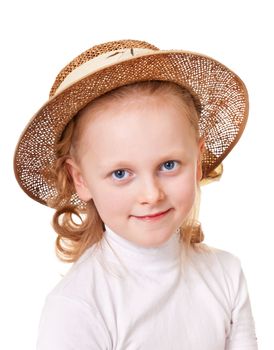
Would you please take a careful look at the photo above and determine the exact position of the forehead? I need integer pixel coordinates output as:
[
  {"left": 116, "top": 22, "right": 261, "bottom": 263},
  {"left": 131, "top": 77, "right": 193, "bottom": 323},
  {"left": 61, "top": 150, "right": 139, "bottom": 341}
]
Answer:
[
  {"left": 78, "top": 88, "right": 195, "bottom": 133},
  {"left": 76, "top": 93, "right": 198, "bottom": 164}
]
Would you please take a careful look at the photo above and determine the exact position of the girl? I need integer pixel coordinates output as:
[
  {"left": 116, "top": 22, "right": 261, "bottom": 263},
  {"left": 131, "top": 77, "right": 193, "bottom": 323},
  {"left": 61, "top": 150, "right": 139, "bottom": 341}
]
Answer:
[{"left": 14, "top": 39, "right": 258, "bottom": 349}]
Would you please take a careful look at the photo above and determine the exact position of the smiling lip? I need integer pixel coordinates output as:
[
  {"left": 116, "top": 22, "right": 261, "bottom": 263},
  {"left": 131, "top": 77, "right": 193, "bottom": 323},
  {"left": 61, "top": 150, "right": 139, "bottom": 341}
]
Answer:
[{"left": 131, "top": 209, "right": 171, "bottom": 220}]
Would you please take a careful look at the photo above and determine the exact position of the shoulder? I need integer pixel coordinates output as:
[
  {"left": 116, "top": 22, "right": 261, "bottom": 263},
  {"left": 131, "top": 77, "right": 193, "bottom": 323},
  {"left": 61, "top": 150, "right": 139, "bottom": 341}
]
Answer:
[
  {"left": 37, "top": 243, "right": 113, "bottom": 349},
  {"left": 208, "top": 246, "right": 242, "bottom": 273},
  {"left": 188, "top": 243, "right": 242, "bottom": 272},
  {"left": 47, "top": 243, "right": 103, "bottom": 303},
  {"left": 185, "top": 244, "right": 244, "bottom": 298}
]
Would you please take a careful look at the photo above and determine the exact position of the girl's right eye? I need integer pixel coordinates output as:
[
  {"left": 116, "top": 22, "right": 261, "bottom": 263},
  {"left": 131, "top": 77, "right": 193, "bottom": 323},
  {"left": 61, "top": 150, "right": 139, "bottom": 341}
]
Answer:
[{"left": 111, "top": 169, "right": 130, "bottom": 181}]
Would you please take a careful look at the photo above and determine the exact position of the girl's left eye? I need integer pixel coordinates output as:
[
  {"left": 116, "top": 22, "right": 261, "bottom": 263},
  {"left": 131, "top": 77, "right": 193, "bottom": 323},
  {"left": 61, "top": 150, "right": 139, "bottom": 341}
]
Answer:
[{"left": 160, "top": 160, "right": 179, "bottom": 171}]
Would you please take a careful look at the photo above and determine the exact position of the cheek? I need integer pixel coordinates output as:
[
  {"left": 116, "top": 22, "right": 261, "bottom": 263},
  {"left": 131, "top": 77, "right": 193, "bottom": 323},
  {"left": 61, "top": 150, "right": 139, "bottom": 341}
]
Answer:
[
  {"left": 171, "top": 173, "right": 197, "bottom": 208},
  {"left": 90, "top": 184, "right": 131, "bottom": 219}
]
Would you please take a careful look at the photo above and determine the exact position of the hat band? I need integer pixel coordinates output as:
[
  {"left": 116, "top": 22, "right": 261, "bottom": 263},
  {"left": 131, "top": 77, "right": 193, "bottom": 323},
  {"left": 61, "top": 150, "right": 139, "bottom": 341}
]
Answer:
[{"left": 54, "top": 47, "right": 156, "bottom": 96}]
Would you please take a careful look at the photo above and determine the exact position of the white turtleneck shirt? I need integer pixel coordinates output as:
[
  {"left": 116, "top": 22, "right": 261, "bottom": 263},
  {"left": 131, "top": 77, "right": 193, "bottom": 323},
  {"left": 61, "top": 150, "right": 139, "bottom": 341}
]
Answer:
[{"left": 36, "top": 226, "right": 258, "bottom": 349}]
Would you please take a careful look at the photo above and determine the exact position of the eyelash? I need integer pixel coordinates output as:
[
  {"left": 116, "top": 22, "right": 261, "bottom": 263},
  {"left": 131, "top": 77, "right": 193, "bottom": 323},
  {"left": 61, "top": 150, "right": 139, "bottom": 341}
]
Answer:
[{"left": 111, "top": 160, "right": 180, "bottom": 181}]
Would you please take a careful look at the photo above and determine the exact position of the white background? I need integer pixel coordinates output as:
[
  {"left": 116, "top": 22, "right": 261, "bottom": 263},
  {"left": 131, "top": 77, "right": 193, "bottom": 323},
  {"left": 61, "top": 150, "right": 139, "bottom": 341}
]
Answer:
[{"left": 0, "top": 0, "right": 273, "bottom": 348}]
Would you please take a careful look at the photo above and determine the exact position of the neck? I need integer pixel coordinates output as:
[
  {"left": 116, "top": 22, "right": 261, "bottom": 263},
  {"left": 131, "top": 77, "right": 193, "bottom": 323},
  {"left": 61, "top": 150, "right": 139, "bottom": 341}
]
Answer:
[{"left": 101, "top": 225, "right": 182, "bottom": 271}]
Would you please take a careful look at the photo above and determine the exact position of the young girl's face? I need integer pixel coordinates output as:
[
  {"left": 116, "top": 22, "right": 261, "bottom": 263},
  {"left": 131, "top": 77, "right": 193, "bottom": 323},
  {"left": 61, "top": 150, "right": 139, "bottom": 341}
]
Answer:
[{"left": 68, "top": 92, "right": 204, "bottom": 247}]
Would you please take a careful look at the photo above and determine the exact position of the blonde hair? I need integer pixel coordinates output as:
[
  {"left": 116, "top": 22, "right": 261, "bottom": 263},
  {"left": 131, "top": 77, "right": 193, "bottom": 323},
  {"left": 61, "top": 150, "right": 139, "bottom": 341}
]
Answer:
[{"left": 47, "top": 81, "right": 205, "bottom": 262}]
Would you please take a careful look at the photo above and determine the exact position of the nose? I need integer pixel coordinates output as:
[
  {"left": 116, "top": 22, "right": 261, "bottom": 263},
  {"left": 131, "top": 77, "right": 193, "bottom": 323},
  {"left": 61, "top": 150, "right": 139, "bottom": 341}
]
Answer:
[{"left": 137, "top": 176, "right": 165, "bottom": 205}]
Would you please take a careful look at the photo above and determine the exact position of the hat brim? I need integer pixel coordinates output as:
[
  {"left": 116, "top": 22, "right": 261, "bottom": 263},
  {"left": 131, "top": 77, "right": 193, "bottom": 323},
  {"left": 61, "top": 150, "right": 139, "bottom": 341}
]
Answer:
[{"left": 14, "top": 50, "right": 248, "bottom": 206}]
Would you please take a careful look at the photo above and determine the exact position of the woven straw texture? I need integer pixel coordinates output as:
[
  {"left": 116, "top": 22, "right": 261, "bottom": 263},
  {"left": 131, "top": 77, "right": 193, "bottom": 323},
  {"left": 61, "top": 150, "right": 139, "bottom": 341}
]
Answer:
[{"left": 14, "top": 39, "right": 248, "bottom": 206}]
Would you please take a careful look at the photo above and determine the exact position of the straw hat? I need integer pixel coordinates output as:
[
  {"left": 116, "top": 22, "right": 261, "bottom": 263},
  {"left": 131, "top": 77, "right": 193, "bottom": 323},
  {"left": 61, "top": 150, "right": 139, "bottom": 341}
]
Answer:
[{"left": 14, "top": 39, "right": 248, "bottom": 206}]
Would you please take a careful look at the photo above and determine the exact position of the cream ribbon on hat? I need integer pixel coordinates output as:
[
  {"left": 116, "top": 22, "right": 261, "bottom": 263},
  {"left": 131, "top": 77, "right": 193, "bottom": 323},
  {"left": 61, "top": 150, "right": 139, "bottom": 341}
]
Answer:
[{"left": 54, "top": 48, "right": 155, "bottom": 96}]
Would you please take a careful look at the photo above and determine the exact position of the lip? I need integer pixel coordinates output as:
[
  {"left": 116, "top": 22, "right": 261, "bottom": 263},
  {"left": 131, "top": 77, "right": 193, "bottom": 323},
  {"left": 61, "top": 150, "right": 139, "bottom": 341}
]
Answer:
[{"left": 131, "top": 208, "right": 172, "bottom": 221}]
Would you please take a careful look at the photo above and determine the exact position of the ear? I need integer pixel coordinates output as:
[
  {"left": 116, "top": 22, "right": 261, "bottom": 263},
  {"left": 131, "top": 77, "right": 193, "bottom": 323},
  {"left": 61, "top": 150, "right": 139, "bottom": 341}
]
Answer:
[
  {"left": 66, "top": 158, "right": 93, "bottom": 202},
  {"left": 196, "top": 138, "right": 205, "bottom": 182}
]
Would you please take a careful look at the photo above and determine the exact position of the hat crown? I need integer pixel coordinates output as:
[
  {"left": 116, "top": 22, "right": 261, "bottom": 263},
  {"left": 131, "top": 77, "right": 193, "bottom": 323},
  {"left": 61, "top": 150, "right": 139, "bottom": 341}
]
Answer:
[{"left": 50, "top": 40, "right": 159, "bottom": 97}]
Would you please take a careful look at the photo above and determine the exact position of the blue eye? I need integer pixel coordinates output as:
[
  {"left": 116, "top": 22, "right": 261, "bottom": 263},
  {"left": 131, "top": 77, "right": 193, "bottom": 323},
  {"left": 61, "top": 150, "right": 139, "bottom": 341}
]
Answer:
[
  {"left": 111, "top": 169, "right": 129, "bottom": 181},
  {"left": 161, "top": 160, "right": 178, "bottom": 171},
  {"left": 111, "top": 161, "right": 178, "bottom": 181}
]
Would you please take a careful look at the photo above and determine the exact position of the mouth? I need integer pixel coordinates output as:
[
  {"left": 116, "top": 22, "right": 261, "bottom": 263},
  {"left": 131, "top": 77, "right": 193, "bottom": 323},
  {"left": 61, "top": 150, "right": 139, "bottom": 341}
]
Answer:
[{"left": 130, "top": 208, "right": 172, "bottom": 221}]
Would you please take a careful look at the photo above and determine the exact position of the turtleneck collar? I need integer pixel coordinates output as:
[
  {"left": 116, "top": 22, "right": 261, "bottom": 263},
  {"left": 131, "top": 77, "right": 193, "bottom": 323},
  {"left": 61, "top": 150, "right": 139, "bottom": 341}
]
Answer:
[{"left": 101, "top": 225, "right": 182, "bottom": 270}]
